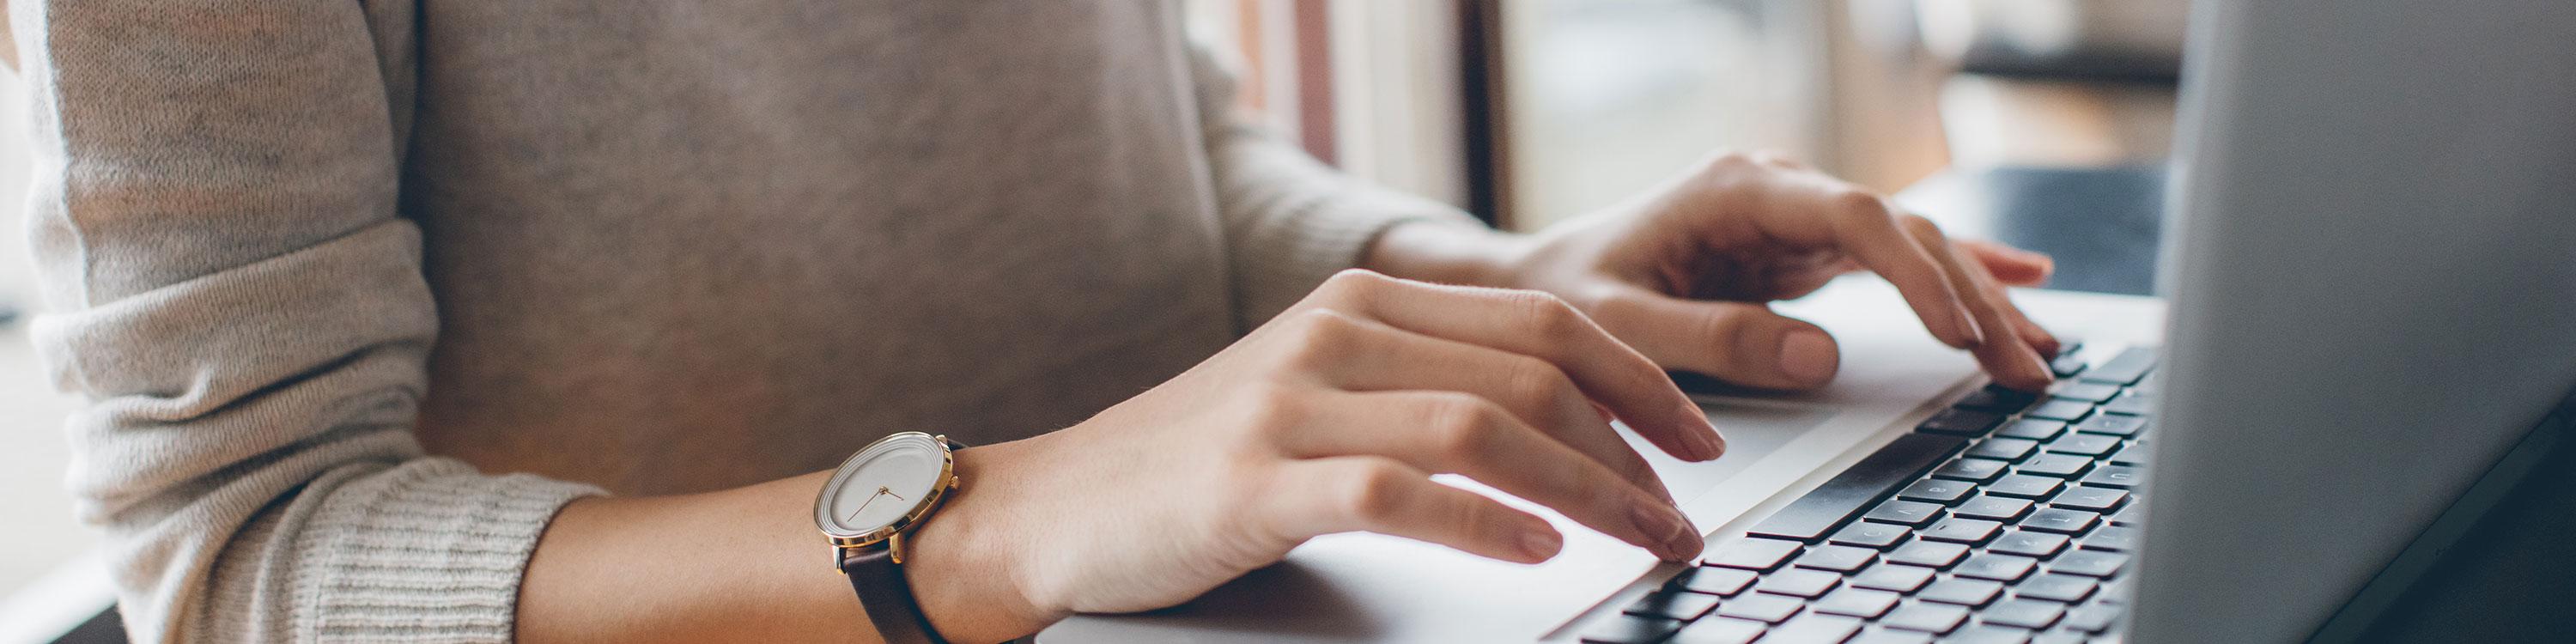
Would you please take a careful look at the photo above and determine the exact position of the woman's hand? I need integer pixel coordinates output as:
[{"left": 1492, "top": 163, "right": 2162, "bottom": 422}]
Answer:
[
  {"left": 905, "top": 270, "right": 1725, "bottom": 641},
  {"left": 1370, "top": 151, "right": 2062, "bottom": 392}
]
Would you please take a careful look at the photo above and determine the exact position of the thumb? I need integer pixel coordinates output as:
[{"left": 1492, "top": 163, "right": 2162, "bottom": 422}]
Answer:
[{"left": 1588, "top": 287, "right": 1840, "bottom": 391}]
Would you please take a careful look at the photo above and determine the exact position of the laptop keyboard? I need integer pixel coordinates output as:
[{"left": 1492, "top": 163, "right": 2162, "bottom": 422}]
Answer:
[{"left": 1583, "top": 344, "right": 2159, "bottom": 644}]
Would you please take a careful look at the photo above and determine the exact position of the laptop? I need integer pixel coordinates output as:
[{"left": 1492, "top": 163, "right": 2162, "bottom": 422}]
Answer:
[{"left": 1040, "top": 0, "right": 2576, "bottom": 641}]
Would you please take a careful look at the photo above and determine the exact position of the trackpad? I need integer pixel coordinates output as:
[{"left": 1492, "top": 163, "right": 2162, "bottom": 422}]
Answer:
[{"left": 1646, "top": 400, "right": 1841, "bottom": 507}]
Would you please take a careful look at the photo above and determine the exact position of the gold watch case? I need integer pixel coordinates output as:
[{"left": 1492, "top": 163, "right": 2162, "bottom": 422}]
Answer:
[{"left": 815, "top": 431, "right": 961, "bottom": 565}]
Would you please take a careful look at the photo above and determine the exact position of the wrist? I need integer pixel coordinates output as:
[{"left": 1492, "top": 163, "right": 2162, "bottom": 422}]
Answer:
[
  {"left": 1359, "top": 219, "right": 1534, "bottom": 289},
  {"left": 902, "top": 439, "right": 1065, "bottom": 642}
]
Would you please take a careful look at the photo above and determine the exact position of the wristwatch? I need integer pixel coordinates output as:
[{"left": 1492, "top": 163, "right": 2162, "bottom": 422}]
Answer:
[{"left": 814, "top": 432, "right": 964, "bottom": 644}]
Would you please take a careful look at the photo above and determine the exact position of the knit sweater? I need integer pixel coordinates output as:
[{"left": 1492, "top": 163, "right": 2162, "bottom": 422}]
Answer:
[{"left": 15, "top": 1, "right": 1469, "bottom": 641}]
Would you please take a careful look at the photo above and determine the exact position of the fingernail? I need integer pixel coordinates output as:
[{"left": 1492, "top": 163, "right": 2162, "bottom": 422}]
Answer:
[
  {"left": 1519, "top": 528, "right": 1564, "bottom": 562},
  {"left": 1957, "top": 309, "right": 1987, "bottom": 346},
  {"left": 2023, "top": 350, "right": 2057, "bottom": 384},
  {"left": 1686, "top": 423, "right": 1725, "bottom": 461},
  {"left": 1631, "top": 503, "right": 1695, "bottom": 559},
  {"left": 1777, "top": 329, "right": 1838, "bottom": 386}
]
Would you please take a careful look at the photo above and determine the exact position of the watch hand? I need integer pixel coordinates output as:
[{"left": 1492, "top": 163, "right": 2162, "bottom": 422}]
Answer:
[{"left": 842, "top": 489, "right": 888, "bottom": 524}]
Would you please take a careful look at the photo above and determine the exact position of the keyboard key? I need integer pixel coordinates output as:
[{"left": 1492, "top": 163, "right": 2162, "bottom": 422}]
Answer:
[
  {"left": 2108, "top": 501, "right": 2145, "bottom": 526},
  {"left": 2063, "top": 603, "right": 2123, "bottom": 632},
  {"left": 2107, "top": 444, "right": 2154, "bottom": 466},
  {"left": 1896, "top": 478, "right": 1975, "bottom": 505},
  {"left": 2050, "top": 382, "right": 2122, "bottom": 404},
  {"left": 2044, "top": 434, "right": 2121, "bottom": 457},
  {"left": 1917, "top": 577, "right": 2005, "bottom": 607},
  {"left": 1953, "top": 495, "right": 2034, "bottom": 522},
  {"left": 1814, "top": 587, "right": 1903, "bottom": 618},
  {"left": 1744, "top": 434, "right": 1966, "bottom": 541},
  {"left": 1919, "top": 518, "right": 2002, "bottom": 544},
  {"left": 1946, "top": 625, "right": 2035, "bottom": 644},
  {"left": 1880, "top": 602, "right": 1970, "bottom": 634},
  {"left": 2083, "top": 526, "right": 2142, "bottom": 551},
  {"left": 1579, "top": 614, "right": 1685, "bottom": 644},
  {"left": 1965, "top": 438, "right": 2040, "bottom": 462},
  {"left": 1982, "top": 598, "right": 2067, "bottom": 629},
  {"left": 1994, "top": 419, "right": 2066, "bottom": 441},
  {"left": 1931, "top": 458, "right": 2008, "bottom": 483},
  {"left": 2049, "top": 353, "right": 2087, "bottom": 379},
  {"left": 2032, "top": 631, "right": 2085, "bottom": 644},
  {"left": 1850, "top": 563, "right": 1936, "bottom": 592},
  {"left": 2015, "top": 453, "right": 2093, "bottom": 478},
  {"left": 2022, "top": 508, "right": 2102, "bottom": 535},
  {"left": 2024, "top": 399, "right": 2093, "bottom": 422},
  {"left": 1670, "top": 566, "right": 1758, "bottom": 597},
  {"left": 2051, "top": 550, "right": 2130, "bottom": 578},
  {"left": 1953, "top": 386, "right": 2039, "bottom": 413},
  {"left": 1988, "top": 531, "right": 2071, "bottom": 559},
  {"left": 1766, "top": 614, "right": 1863, "bottom": 643},
  {"left": 2103, "top": 392, "right": 2154, "bottom": 416},
  {"left": 1668, "top": 617, "right": 1766, "bottom": 644},
  {"left": 1756, "top": 568, "right": 1843, "bottom": 598},
  {"left": 1795, "top": 544, "right": 1880, "bottom": 574},
  {"left": 1625, "top": 591, "right": 1721, "bottom": 621},
  {"left": 2081, "top": 348, "right": 2158, "bottom": 385},
  {"left": 2016, "top": 574, "right": 2099, "bottom": 603},
  {"left": 2082, "top": 465, "right": 2144, "bottom": 489},
  {"left": 2050, "top": 486, "right": 2129, "bottom": 513},
  {"left": 2073, "top": 415, "right": 2147, "bottom": 437},
  {"left": 1862, "top": 500, "right": 1944, "bottom": 526},
  {"left": 1918, "top": 409, "right": 2006, "bottom": 436},
  {"left": 1830, "top": 521, "right": 1911, "bottom": 550},
  {"left": 1704, "top": 538, "right": 1804, "bottom": 571},
  {"left": 1954, "top": 553, "right": 2040, "bottom": 583},
  {"left": 2099, "top": 579, "right": 2132, "bottom": 604},
  {"left": 1852, "top": 627, "right": 1934, "bottom": 644},
  {"left": 1886, "top": 540, "right": 1970, "bottom": 569},
  {"left": 1715, "top": 592, "right": 1805, "bottom": 623},
  {"left": 1984, "top": 474, "right": 2064, "bottom": 500}
]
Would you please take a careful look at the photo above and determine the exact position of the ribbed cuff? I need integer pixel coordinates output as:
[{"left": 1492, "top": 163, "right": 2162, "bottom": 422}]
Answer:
[
  {"left": 1230, "top": 187, "right": 1482, "bottom": 328},
  {"left": 291, "top": 460, "right": 600, "bottom": 643}
]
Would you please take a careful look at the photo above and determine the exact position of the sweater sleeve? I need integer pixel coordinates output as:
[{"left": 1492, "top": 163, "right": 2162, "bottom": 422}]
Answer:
[
  {"left": 15, "top": 2, "right": 600, "bottom": 642},
  {"left": 1184, "top": 46, "right": 1488, "bottom": 331}
]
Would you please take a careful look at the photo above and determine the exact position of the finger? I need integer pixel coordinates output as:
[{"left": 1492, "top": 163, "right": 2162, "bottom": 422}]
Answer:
[
  {"left": 1959, "top": 239, "right": 2054, "bottom": 286},
  {"left": 1312, "top": 270, "right": 1724, "bottom": 462},
  {"left": 1661, "top": 165, "right": 1980, "bottom": 348},
  {"left": 1296, "top": 316, "right": 1674, "bottom": 503},
  {"left": 1800, "top": 189, "right": 1985, "bottom": 349},
  {"left": 1951, "top": 240, "right": 2064, "bottom": 358},
  {"left": 1274, "top": 392, "right": 1700, "bottom": 559},
  {"left": 1262, "top": 456, "right": 1568, "bottom": 564},
  {"left": 1899, "top": 217, "right": 2055, "bottom": 391},
  {"left": 1588, "top": 286, "right": 1840, "bottom": 391}
]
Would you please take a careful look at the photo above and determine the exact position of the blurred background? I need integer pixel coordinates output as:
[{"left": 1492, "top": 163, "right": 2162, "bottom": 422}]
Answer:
[
  {"left": 0, "top": 0, "right": 2186, "bottom": 634},
  {"left": 1186, "top": 0, "right": 2183, "bottom": 289}
]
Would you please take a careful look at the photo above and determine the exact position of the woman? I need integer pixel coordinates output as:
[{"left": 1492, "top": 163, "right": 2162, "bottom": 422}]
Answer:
[{"left": 17, "top": 1, "right": 2057, "bottom": 641}]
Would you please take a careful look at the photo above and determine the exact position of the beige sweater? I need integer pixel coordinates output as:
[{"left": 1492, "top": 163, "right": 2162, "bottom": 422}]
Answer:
[{"left": 16, "top": 1, "right": 1468, "bottom": 641}]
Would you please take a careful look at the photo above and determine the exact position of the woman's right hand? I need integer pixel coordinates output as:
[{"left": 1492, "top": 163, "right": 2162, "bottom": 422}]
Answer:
[{"left": 906, "top": 270, "right": 1728, "bottom": 641}]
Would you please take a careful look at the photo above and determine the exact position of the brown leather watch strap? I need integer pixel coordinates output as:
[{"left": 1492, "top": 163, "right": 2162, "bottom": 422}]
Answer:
[{"left": 841, "top": 544, "right": 948, "bottom": 644}]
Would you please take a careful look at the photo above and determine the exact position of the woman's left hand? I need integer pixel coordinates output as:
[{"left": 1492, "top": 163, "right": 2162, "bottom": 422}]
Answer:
[{"left": 1370, "top": 150, "right": 2061, "bottom": 392}]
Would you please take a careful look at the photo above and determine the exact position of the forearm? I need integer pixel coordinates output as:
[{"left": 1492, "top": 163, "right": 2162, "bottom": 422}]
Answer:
[
  {"left": 519, "top": 442, "right": 1054, "bottom": 644},
  {"left": 1359, "top": 219, "right": 1529, "bottom": 289}
]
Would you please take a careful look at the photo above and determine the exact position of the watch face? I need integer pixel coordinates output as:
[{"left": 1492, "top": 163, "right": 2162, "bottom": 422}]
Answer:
[{"left": 817, "top": 433, "right": 950, "bottom": 538}]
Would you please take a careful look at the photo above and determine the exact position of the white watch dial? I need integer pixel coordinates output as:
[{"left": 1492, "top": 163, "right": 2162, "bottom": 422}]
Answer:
[{"left": 817, "top": 433, "right": 948, "bottom": 536}]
